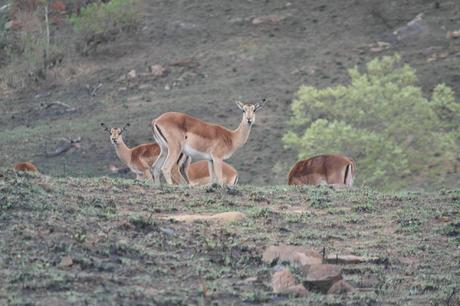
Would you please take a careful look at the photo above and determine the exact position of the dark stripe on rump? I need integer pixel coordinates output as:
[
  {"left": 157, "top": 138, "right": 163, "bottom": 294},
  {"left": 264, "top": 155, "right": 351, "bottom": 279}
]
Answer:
[{"left": 155, "top": 124, "right": 168, "bottom": 144}]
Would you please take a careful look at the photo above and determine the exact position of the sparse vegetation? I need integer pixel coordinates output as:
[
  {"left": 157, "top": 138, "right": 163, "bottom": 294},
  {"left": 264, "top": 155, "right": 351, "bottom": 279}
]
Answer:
[
  {"left": 0, "top": 170, "right": 458, "bottom": 304},
  {"left": 283, "top": 54, "right": 460, "bottom": 190},
  {"left": 69, "top": 0, "right": 141, "bottom": 36}
]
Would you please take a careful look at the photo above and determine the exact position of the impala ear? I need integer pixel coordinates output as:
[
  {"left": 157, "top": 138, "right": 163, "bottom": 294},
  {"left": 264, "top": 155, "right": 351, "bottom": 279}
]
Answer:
[
  {"left": 100, "top": 123, "right": 110, "bottom": 133},
  {"left": 235, "top": 101, "right": 245, "bottom": 112},
  {"left": 254, "top": 98, "right": 267, "bottom": 112}
]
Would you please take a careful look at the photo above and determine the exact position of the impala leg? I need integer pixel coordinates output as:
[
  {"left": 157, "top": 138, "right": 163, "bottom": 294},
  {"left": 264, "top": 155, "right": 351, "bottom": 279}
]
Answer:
[
  {"left": 162, "top": 144, "right": 181, "bottom": 185},
  {"left": 144, "top": 170, "right": 153, "bottom": 182},
  {"left": 207, "top": 160, "right": 216, "bottom": 184},
  {"left": 212, "top": 158, "right": 224, "bottom": 185},
  {"left": 136, "top": 173, "right": 143, "bottom": 180},
  {"left": 179, "top": 155, "right": 191, "bottom": 185},
  {"left": 152, "top": 149, "right": 166, "bottom": 186}
]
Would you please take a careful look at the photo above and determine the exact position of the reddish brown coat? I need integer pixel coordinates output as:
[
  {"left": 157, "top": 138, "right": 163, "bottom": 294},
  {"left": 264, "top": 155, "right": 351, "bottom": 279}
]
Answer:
[
  {"left": 187, "top": 160, "right": 238, "bottom": 186},
  {"left": 14, "top": 162, "right": 39, "bottom": 172},
  {"left": 288, "top": 154, "right": 355, "bottom": 186}
]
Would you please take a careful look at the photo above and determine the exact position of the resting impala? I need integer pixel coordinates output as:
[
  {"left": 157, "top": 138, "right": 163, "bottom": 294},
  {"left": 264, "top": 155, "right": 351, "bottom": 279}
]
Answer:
[
  {"left": 151, "top": 99, "right": 265, "bottom": 186},
  {"left": 182, "top": 159, "right": 238, "bottom": 186},
  {"left": 288, "top": 154, "right": 355, "bottom": 187},
  {"left": 14, "top": 162, "right": 39, "bottom": 172},
  {"left": 102, "top": 123, "right": 238, "bottom": 185}
]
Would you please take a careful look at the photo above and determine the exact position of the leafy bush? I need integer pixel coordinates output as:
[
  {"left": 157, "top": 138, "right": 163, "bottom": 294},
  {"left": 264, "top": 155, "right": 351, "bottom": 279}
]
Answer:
[
  {"left": 283, "top": 54, "right": 459, "bottom": 190},
  {"left": 69, "top": 0, "right": 141, "bottom": 37}
]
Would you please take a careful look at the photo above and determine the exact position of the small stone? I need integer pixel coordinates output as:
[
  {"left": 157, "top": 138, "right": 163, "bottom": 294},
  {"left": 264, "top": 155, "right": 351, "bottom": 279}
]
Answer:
[
  {"left": 138, "top": 84, "right": 152, "bottom": 90},
  {"left": 149, "top": 65, "right": 168, "bottom": 77},
  {"left": 242, "top": 276, "right": 258, "bottom": 284},
  {"left": 127, "top": 69, "right": 137, "bottom": 79},
  {"left": 328, "top": 280, "right": 353, "bottom": 294},
  {"left": 447, "top": 30, "right": 460, "bottom": 39},
  {"left": 252, "top": 15, "right": 283, "bottom": 25},
  {"left": 58, "top": 256, "right": 73, "bottom": 268},
  {"left": 302, "top": 264, "right": 342, "bottom": 291}
]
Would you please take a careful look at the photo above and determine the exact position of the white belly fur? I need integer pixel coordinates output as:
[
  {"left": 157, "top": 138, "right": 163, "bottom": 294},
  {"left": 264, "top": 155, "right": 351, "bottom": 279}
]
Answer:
[{"left": 183, "top": 144, "right": 211, "bottom": 160}]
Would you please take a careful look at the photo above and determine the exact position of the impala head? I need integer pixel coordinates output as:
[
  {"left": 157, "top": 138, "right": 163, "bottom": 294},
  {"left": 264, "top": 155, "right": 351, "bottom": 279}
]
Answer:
[
  {"left": 236, "top": 98, "right": 266, "bottom": 125},
  {"left": 101, "top": 123, "right": 130, "bottom": 145}
]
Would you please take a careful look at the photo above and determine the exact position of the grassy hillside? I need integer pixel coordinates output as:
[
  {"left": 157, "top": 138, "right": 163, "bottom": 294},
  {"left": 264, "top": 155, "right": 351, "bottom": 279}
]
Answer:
[
  {"left": 1, "top": 0, "right": 459, "bottom": 188},
  {"left": 0, "top": 170, "right": 458, "bottom": 304}
]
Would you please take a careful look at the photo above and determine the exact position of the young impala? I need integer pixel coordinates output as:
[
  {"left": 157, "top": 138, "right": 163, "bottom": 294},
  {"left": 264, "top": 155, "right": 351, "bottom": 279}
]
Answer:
[
  {"left": 288, "top": 154, "right": 355, "bottom": 187},
  {"left": 151, "top": 99, "right": 265, "bottom": 186},
  {"left": 101, "top": 123, "right": 160, "bottom": 182}
]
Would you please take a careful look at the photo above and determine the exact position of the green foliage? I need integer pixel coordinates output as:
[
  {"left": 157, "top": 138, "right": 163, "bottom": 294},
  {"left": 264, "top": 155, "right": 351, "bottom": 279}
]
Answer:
[
  {"left": 69, "top": 0, "right": 141, "bottom": 37},
  {"left": 283, "top": 54, "right": 460, "bottom": 190}
]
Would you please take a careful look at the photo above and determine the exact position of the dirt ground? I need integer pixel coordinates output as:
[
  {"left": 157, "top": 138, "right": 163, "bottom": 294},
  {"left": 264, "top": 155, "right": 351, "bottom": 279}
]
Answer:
[
  {"left": 1, "top": 0, "right": 460, "bottom": 187},
  {"left": 0, "top": 171, "right": 458, "bottom": 304}
]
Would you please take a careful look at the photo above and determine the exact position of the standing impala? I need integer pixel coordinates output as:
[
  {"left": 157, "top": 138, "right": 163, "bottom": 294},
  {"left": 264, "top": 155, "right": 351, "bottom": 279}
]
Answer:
[
  {"left": 151, "top": 99, "right": 265, "bottom": 186},
  {"left": 102, "top": 123, "right": 159, "bottom": 182},
  {"left": 288, "top": 154, "right": 355, "bottom": 187}
]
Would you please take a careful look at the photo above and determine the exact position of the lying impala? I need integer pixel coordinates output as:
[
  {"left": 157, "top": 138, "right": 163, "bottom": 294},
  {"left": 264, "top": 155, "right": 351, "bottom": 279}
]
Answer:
[
  {"left": 14, "top": 162, "right": 39, "bottom": 172},
  {"left": 288, "top": 154, "right": 355, "bottom": 187},
  {"left": 101, "top": 123, "right": 238, "bottom": 185},
  {"left": 151, "top": 99, "right": 265, "bottom": 186},
  {"left": 182, "top": 159, "right": 238, "bottom": 186}
]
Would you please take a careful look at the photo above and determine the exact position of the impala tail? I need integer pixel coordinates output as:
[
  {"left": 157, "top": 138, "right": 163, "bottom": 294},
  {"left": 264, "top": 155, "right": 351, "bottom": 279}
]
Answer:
[{"left": 344, "top": 161, "right": 355, "bottom": 186}]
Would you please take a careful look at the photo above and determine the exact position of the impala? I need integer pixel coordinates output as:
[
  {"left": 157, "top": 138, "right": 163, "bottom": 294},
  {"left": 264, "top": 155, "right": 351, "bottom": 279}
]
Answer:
[
  {"left": 101, "top": 123, "right": 162, "bottom": 182},
  {"left": 102, "top": 123, "right": 238, "bottom": 185},
  {"left": 151, "top": 99, "right": 265, "bottom": 186},
  {"left": 14, "top": 162, "right": 39, "bottom": 172},
  {"left": 288, "top": 154, "right": 355, "bottom": 187}
]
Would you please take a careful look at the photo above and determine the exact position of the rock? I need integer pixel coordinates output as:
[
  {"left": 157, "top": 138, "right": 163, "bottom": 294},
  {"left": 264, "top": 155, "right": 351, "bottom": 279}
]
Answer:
[
  {"left": 369, "top": 41, "right": 391, "bottom": 53},
  {"left": 393, "top": 13, "right": 427, "bottom": 41},
  {"left": 435, "top": 216, "right": 450, "bottom": 222},
  {"left": 328, "top": 280, "right": 353, "bottom": 294},
  {"left": 58, "top": 256, "right": 73, "bottom": 268},
  {"left": 127, "top": 69, "right": 137, "bottom": 80},
  {"left": 252, "top": 15, "right": 284, "bottom": 25},
  {"left": 302, "top": 264, "right": 342, "bottom": 291},
  {"left": 242, "top": 276, "right": 258, "bottom": 284},
  {"left": 281, "top": 284, "right": 309, "bottom": 297},
  {"left": 262, "top": 245, "right": 322, "bottom": 265},
  {"left": 272, "top": 268, "right": 308, "bottom": 297},
  {"left": 149, "top": 64, "right": 168, "bottom": 77},
  {"left": 447, "top": 30, "right": 460, "bottom": 39},
  {"left": 272, "top": 268, "right": 296, "bottom": 291},
  {"left": 325, "top": 254, "right": 375, "bottom": 264},
  {"left": 292, "top": 252, "right": 322, "bottom": 267}
]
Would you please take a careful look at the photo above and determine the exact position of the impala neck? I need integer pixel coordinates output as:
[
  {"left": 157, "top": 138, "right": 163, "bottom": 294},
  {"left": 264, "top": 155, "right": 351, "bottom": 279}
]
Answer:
[
  {"left": 113, "top": 138, "right": 131, "bottom": 164},
  {"left": 232, "top": 117, "right": 253, "bottom": 149}
]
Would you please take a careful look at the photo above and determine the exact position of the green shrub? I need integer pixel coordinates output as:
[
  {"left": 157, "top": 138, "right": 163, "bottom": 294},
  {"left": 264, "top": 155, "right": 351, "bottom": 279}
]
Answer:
[
  {"left": 283, "top": 54, "right": 459, "bottom": 190},
  {"left": 69, "top": 0, "right": 141, "bottom": 37}
]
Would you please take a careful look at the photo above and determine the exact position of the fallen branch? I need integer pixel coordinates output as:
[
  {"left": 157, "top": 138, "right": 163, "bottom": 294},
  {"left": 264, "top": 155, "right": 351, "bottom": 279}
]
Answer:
[
  {"left": 46, "top": 137, "right": 81, "bottom": 157},
  {"left": 86, "top": 83, "right": 103, "bottom": 96},
  {"left": 40, "top": 101, "right": 77, "bottom": 113}
]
